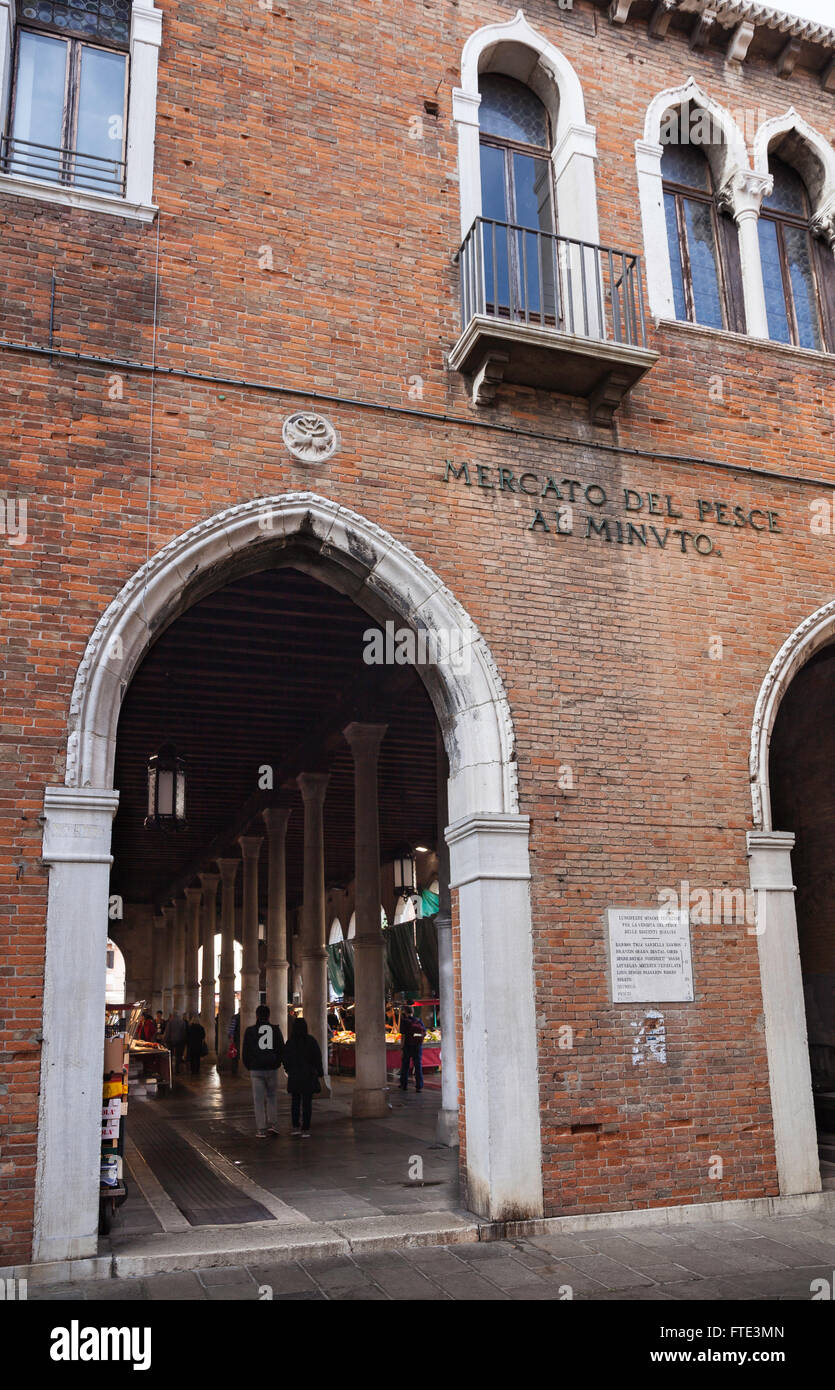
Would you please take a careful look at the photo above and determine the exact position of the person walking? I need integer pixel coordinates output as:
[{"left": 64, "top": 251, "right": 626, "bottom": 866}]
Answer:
[
  {"left": 242, "top": 1004, "right": 284, "bottom": 1138},
  {"left": 164, "top": 1009, "right": 187, "bottom": 1074},
  {"left": 154, "top": 1010, "right": 165, "bottom": 1041},
  {"left": 186, "top": 1012, "right": 206, "bottom": 1075},
  {"left": 399, "top": 1005, "right": 426, "bottom": 1092},
  {"left": 227, "top": 1011, "right": 240, "bottom": 1075},
  {"left": 282, "top": 1016, "right": 324, "bottom": 1137}
]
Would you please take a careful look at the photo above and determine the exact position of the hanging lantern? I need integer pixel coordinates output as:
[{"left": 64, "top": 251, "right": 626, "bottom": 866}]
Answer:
[
  {"left": 144, "top": 743, "right": 187, "bottom": 830},
  {"left": 392, "top": 843, "right": 417, "bottom": 899}
]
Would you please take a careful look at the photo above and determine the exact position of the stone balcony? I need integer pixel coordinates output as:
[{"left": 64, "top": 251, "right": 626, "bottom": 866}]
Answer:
[{"left": 449, "top": 217, "right": 659, "bottom": 424}]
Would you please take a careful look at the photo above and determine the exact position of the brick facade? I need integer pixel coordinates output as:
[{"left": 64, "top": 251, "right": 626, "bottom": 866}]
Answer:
[{"left": 2, "top": 0, "right": 834, "bottom": 1261}]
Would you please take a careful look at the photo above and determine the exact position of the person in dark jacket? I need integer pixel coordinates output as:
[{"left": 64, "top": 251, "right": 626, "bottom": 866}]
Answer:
[
  {"left": 399, "top": 1006, "right": 426, "bottom": 1092},
  {"left": 282, "top": 1016, "right": 324, "bottom": 1137},
  {"left": 185, "top": 1013, "right": 206, "bottom": 1075},
  {"left": 242, "top": 1005, "right": 284, "bottom": 1137},
  {"left": 164, "top": 1010, "right": 187, "bottom": 1073}
]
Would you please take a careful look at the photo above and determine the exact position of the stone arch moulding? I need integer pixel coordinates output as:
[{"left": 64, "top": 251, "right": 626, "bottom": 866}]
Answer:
[
  {"left": 753, "top": 109, "right": 835, "bottom": 248},
  {"left": 36, "top": 492, "right": 543, "bottom": 1265},
  {"left": 749, "top": 596, "right": 835, "bottom": 832},
  {"left": 452, "top": 8, "right": 599, "bottom": 244},
  {"left": 636, "top": 77, "right": 760, "bottom": 324},
  {"left": 745, "top": 600, "right": 835, "bottom": 1200}
]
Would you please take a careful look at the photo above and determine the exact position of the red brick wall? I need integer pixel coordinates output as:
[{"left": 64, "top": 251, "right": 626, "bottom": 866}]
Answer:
[{"left": 3, "top": 0, "right": 835, "bottom": 1258}]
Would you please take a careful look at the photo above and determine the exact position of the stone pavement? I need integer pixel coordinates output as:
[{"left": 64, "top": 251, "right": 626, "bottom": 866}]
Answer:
[{"left": 29, "top": 1203, "right": 835, "bottom": 1301}]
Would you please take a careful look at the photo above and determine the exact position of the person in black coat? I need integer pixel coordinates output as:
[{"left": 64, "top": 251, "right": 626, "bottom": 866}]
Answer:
[
  {"left": 185, "top": 1013, "right": 206, "bottom": 1075},
  {"left": 282, "top": 1016, "right": 324, "bottom": 1137}
]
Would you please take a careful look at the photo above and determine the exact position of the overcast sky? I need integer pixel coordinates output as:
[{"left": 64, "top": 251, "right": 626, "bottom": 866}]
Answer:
[{"left": 766, "top": 0, "right": 833, "bottom": 22}]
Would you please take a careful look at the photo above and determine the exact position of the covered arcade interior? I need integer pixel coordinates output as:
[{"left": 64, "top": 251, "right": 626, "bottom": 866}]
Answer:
[{"left": 102, "top": 564, "right": 463, "bottom": 1241}]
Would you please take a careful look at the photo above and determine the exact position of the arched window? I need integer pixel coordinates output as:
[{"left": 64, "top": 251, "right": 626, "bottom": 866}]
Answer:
[
  {"left": 758, "top": 157, "right": 832, "bottom": 352},
  {"left": 662, "top": 138, "right": 743, "bottom": 332},
  {"left": 478, "top": 74, "right": 555, "bottom": 321}
]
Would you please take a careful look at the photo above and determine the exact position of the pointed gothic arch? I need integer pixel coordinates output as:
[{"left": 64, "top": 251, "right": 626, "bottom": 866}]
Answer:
[{"left": 36, "top": 492, "right": 543, "bottom": 1263}]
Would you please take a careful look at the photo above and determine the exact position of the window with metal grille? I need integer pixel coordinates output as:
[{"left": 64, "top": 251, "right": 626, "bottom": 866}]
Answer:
[{"left": 3, "top": 26, "right": 127, "bottom": 194}]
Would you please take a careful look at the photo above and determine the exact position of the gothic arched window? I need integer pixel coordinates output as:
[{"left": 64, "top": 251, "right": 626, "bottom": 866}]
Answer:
[
  {"left": 758, "top": 157, "right": 832, "bottom": 352},
  {"left": 662, "top": 139, "right": 744, "bottom": 332}
]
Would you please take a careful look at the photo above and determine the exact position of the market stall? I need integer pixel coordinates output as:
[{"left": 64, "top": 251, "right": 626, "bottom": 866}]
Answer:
[
  {"left": 129, "top": 1037, "right": 172, "bottom": 1093},
  {"left": 99, "top": 1001, "right": 137, "bottom": 1233},
  {"left": 329, "top": 1000, "right": 441, "bottom": 1075}
]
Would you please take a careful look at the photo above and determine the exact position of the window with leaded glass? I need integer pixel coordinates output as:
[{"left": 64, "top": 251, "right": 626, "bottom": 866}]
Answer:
[
  {"left": 758, "top": 156, "right": 834, "bottom": 353},
  {"left": 3, "top": 2, "right": 129, "bottom": 194},
  {"left": 662, "top": 140, "right": 744, "bottom": 333},
  {"left": 478, "top": 74, "right": 556, "bottom": 321}
]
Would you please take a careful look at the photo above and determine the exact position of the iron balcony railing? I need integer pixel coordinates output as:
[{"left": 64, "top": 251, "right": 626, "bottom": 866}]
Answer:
[
  {"left": 458, "top": 216, "right": 648, "bottom": 348},
  {"left": 0, "top": 136, "right": 126, "bottom": 196}
]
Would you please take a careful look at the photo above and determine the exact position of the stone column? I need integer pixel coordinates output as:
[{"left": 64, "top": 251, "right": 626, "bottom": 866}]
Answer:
[
  {"left": 344, "top": 723, "right": 388, "bottom": 1119},
  {"left": 151, "top": 911, "right": 165, "bottom": 1015},
  {"left": 262, "top": 807, "right": 291, "bottom": 1041},
  {"left": 35, "top": 785, "right": 119, "bottom": 1262},
  {"left": 238, "top": 835, "right": 263, "bottom": 1038},
  {"left": 748, "top": 830, "right": 821, "bottom": 1195},
  {"left": 446, "top": 812, "right": 544, "bottom": 1221},
  {"left": 721, "top": 170, "right": 772, "bottom": 340},
  {"left": 297, "top": 772, "right": 330, "bottom": 1073},
  {"left": 185, "top": 885, "right": 202, "bottom": 1017},
  {"left": 199, "top": 871, "right": 220, "bottom": 1055},
  {"left": 216, "top": 858, "right": 239, "bottom": 1071},
  {"left": 162, "top": 902, "right": 176, "bottom": 1016},
  {"left": 172, "top": 898, "right": 186, "bottom": 1014},
  {"left": 435, "top": 732, "right": 459, "bottom": 1146}
]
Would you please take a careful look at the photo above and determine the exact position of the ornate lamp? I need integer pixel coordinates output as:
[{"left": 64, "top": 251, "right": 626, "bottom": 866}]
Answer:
[
  {"left": 144, "top": 743, "right": 187, "bottom": 830},
  {"left": 392, "top": 843, "right": 417, "bottom": 900}
]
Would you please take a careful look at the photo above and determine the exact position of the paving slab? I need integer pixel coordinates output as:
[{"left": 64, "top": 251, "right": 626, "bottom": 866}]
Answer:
[
  {"left": 246, "top": 1262, "right": 321, "bottom": 1294},
  {"left": 145, "top": 1272, "right": 208, "bottom": 1300},
  {"left": 471, "top": 1258, "right": 549, "bottom": 1290},
  {"left": 302, "top": 1262, "right": 372, "bottom": 1291},
  {"left": 427, "top": 1272, "right": 511, "bottom": 1300},
  {"left": 559, "top": 1253, "right": 655, "bottom": 1290},
  {"left": 572, "top": 1233, "right": 699, "bottom": 1283},
  {"left": 199, "top": 1265, "right": 257, "bottom": 1286}
]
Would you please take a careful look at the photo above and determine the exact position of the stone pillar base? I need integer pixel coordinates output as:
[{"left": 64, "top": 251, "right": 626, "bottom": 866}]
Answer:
[
  {"left": 436, "top": 1107, "right": 460, "bottom": 1147},
  {"left": 352, "top": 1087, "right": 388, "bottom": 1119}
]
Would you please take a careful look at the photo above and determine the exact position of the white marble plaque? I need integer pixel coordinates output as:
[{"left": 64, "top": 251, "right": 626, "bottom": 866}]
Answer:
[{"left": 606, "top": 907, "right": 694, "bottom": 1003}]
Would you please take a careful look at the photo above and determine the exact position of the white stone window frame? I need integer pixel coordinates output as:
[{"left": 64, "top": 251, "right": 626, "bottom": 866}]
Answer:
[
  {"left": 0, "top": 0, "right": 161, "bottom": 222},
  {"left": 753, "top": 107, "right": 835, "bottom": 266},
  {"left": 637, "top": 80, "right": 835, "bottom": 349},
  {"left": 636, "top": 76, "right": 774, "bottom": 338},
  {"left": 452, "top": 8, "right": 601, "bottom": 248}
]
